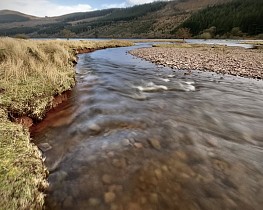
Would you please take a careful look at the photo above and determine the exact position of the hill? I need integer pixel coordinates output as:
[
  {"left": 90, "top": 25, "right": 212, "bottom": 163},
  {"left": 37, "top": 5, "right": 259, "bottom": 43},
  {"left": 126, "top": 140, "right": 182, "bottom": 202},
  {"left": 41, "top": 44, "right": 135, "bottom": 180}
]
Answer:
[
  {"left": 176, "top": 0, "right": 263, "bottom": 38},
  {"left": 0, "top": 10, "right": 38, "bottom": 23},
  {"left": 0, "top": 0, "right": 261, "bottom": 38}
]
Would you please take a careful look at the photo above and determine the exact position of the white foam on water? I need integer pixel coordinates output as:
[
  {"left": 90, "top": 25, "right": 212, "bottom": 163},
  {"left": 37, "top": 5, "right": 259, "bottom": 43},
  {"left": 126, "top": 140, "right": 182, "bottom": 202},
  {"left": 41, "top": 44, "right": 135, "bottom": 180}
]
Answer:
[
  {"left": 135, "top": 82, "right": 168, "bottom": 92},
  {"left": 159, "top": 78, "right": 170, "bottom": 82},
  {"left": 167, "top": 74, "right": 175, "bottom": 78},
  {"left": 179, "top": 82, "right": 196, "bottom": 91}
]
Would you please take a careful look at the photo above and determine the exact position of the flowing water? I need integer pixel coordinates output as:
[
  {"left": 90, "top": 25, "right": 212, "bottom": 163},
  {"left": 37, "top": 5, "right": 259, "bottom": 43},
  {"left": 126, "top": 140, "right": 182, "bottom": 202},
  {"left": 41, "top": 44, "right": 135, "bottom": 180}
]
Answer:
[{"left": 33, "top": 43, "right": 263, "bottom": 210}]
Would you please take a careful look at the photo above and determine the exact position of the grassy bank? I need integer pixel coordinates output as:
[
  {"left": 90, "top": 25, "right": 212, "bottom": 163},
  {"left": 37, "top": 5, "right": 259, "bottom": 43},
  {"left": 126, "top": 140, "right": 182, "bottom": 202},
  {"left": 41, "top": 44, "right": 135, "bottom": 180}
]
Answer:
[{"left": 0, "top": 37, "right": 132, "bottom": 209}]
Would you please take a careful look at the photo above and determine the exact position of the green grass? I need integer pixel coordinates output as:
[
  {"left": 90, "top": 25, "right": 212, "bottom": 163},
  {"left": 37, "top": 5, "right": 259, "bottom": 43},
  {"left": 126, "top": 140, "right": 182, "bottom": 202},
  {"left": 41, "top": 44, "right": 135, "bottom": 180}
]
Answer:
[{"left": 0, "top": 109, "right": 47, "bottom": 209}]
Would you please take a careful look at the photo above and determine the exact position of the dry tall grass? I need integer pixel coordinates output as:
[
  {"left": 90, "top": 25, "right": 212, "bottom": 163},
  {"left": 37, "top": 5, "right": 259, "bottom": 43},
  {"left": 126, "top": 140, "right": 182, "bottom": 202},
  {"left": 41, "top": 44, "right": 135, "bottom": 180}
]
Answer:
[
  {"left": 0, "top": 37, "right": 132, "bottom": 209},
  {"left": 0, "top": 38, "right": 132, "bottom": 119}
]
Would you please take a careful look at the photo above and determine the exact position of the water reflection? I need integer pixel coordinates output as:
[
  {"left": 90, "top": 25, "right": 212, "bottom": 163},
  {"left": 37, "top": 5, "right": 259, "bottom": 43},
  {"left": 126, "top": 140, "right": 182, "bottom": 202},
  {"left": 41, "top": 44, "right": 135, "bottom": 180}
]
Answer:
[{"left": 33, "top": 44, "right": 263, "bottom": 210}]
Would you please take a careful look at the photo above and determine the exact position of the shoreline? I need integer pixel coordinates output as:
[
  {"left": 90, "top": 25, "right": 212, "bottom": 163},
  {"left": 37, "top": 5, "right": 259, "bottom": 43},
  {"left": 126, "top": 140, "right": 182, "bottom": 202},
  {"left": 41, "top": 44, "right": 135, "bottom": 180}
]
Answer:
[
  {"left": 130, "top": 44, "right": 263, "bottom": 80},
  {"left": 0, "top": 38, "right": 133, "bottom": 209}
]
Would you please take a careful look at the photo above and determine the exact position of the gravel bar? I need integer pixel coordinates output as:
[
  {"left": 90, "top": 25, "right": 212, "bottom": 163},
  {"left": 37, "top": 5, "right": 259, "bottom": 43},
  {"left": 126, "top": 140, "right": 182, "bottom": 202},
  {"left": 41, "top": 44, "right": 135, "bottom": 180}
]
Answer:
[{"left": 130, "top": 46, "right": 263, "bottom": 79}]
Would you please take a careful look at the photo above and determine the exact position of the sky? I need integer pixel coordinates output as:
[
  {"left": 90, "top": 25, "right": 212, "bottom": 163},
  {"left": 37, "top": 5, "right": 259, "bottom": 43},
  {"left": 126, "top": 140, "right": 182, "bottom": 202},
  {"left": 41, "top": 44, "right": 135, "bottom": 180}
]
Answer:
[{"left": 0, "top": 0, "right": 170, "bottom": 17}]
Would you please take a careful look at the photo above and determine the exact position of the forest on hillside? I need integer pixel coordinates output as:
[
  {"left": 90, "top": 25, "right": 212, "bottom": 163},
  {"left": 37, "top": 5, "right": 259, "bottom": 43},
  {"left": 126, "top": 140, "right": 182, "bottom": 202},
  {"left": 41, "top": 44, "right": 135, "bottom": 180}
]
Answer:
[
  {"left": 176, "top": 0, "right": 263, "bottom": 38},
  {"left": 0, "top": 0, "right": 262, "bottom": 39}
]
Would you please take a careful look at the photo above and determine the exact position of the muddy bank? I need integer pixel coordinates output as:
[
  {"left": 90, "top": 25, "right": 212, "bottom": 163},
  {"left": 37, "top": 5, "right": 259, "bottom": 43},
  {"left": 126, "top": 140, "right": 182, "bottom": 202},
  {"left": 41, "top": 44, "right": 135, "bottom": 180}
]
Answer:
[{"left": 130, "top": 45, "right": 263, "bottom": 79}]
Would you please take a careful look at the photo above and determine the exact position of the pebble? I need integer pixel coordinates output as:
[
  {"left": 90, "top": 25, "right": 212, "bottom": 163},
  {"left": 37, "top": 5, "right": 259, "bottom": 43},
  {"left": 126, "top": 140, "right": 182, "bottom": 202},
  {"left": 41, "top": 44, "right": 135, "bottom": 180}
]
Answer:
[
  {"left": 148, "top": 138, "right": 161, "bottom": 150},
  {"left": 88, "top": 197, "right": 100, "bottom": 206},
  {"left": 127, "top": 202, "right": 142, "bottom": 210},
  {"left": 149, "top": 193, "right": 158, "bottom": 204},
  {"left": 107, "top": 151, "right": 115, "bottom": 157},
  {"left": 122, "top": 139, "right": 130, "bottom": 146},
  {"left": 112, "top": 158, "right": 127, "bottom": 168},
  {"left": 129, "top": 138, "right": 135, "bottom": 144},
  {"left": 88, "top": 123, "right": 101, "bottom": 132},
  {"left": 175, "top": 151, "right": 187, "bottom": 160},
  {"left": 104, "top": 192, "right": 116, "bottom": 203},
  {"left": 102, "top": 174, "right": 113, "bottom": 184},
  {"left": 38, "top": 142, "right": 52, "bottom": 152},
  {"left": 140, "top": 197, "right": 147, "bottom": 204},
  {"left": 134, "top": 142, "right": 143, "bottom": 149},
  {"left": 161, "top": 165, "right": 169, "bottom": 172},
  {"left": 108, "top": 184, "right": 123, "bottom": 192},
  {"left": 154, "top": 169, "right": 162, "bottom": 179}
]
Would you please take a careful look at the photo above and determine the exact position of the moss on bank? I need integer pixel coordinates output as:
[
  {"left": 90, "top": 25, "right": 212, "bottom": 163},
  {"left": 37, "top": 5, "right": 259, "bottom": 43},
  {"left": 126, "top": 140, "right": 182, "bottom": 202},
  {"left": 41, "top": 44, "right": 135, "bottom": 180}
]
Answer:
[
  {"left": 0, "top": 109, "right": 47, "bottom": 209},
  {"left": 0, "top": 38, "right": 133, "bottom": 209}
]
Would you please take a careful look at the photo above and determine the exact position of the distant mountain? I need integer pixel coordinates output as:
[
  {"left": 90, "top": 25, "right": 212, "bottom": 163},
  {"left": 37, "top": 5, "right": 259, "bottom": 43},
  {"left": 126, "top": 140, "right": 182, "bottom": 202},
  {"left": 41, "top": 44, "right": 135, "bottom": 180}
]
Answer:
[
  {"left": 0, "top": 10, "right": 38, "bottom": 23},
  {"left": 0, "top": 0, "right": 261, "bottom": 38}
]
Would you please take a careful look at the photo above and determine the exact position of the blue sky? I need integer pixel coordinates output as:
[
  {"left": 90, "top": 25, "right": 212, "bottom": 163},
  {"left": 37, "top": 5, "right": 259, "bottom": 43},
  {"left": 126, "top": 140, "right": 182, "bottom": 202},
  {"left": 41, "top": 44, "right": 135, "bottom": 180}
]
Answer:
[{"left": 0, "top": 0, "right": 168, "bottom": 17}]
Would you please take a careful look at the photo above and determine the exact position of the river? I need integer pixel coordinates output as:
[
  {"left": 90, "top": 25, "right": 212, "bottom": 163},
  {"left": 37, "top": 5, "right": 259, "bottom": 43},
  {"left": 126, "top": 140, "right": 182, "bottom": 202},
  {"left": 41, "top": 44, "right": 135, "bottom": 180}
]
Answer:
[{"left": 32, "top": 43, "right": 263, "bottom": 210}]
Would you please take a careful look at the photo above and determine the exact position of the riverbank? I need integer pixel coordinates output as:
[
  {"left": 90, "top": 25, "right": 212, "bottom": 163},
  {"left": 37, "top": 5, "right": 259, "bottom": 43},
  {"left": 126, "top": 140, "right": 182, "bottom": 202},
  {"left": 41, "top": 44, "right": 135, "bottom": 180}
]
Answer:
[
  {"left": 0, "top": 37, "right": 132, "bottom": 209},
  {"left": 130, "top": 43, "right": 263, "bottom": 79}
]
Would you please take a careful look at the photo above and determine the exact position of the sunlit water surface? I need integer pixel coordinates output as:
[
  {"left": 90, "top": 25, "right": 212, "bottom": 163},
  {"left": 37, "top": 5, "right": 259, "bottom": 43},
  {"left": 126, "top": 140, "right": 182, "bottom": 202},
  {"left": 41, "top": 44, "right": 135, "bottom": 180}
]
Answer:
[{"left": 33, "top": 43, "right": 263, "bottom": 210}]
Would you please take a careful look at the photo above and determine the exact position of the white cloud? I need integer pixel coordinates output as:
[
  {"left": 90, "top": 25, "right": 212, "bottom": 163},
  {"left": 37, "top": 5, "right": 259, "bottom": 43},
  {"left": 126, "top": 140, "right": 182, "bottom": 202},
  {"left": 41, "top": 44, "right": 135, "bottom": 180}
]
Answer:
[
  {"left": 102, "top": 2, "right": 128, "bottom": 9},
  {"left": 0, "top": 0, "right": 93, "bottom": 17},
  {"left": 127, "top": 0, "right": 170, "bottom": 5},
  {"left": 0, "top": 0, "right": 171, "bottom": 17},
  {"left": 102, "top": 0, "right": 171, "bottom": 9}
]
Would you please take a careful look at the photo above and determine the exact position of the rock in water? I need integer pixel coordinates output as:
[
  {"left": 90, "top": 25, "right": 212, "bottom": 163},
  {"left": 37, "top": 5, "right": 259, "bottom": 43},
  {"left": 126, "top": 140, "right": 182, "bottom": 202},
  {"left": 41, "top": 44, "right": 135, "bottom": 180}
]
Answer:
[
  {"left": 88, "top": 198, "right": 100, "bottom": 206},
  {"left": 104, "top": 192, "right": 116, "bottom": 203},
  {"left": 38, "top": 142, "right": 52, "bottom": 152},
  {"left": 88, "top": 123, "right": 101, "bottom": 133},
  {"left": 102, "top": 174, "right": 112, "bottom": 184},
  {"left": 148, "top": 138, "right": 161, "bottom": 150},
  {"left": 134, "top": 142, "right": 143, "bottom": 149},
  {"left": 121, "top": 139, "right": 130, "bottom": 146}
]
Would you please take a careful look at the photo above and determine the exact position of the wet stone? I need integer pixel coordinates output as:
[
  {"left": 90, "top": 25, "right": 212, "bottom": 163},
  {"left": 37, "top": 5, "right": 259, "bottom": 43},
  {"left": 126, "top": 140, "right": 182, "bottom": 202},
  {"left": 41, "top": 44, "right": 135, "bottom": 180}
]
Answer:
[
  {"left": 104, "top": 192, "right": 116, "bottom": 203},
  {"left": 149, "top": 193, "right": 158, "bottom": 204},
  {"left": 148, "top": 138, "right": 161, "bottom": 150},
  {"left": 108, "top": 185, "right": 123, "bottom": 192},
  {"left": 175, "top": 151, "right": 187, "bottom": 160},
  {"left": 134, "top": 142, "right": 143, "bottom": 149},
  {"left": 63, "top": 196, "right": 73, "bottom": 208},
  {"left": 38, "top": 142, "right": 52, "bottom": 152},
  {"left": 140, "top": 197, "right": 147, "bottom": 204},
  {"left": 129, "top": 138, "right": 136, "bottom": 144},
  {"left": 127, "top": 202, "right": 142, "bottom": 210},
  {"left": 161, "top": 165, "right": 169, "bottom": 172},
  {"left": 122, "top": 139, "right": 130, "bottom": 146},
  {"left": 107, "top": 151, "right": 115, "bottom": 157},
  {"left": 112, "top": 158, "right": 127, "bottom": 168},
  {"left": 154, "top": 169, "right": 162, "bottom": 179},
  {"left": 110, "top": 204, "right": 118, "bottom": 210},
  {"left": 88, "top": 123, "right": 101, "bottom": 133},
  {"left": 88, "top": 197, "right": 100, "bottom": 206},
  {"left": 102, "top": 174, "right": 113, "bottom": 184}
]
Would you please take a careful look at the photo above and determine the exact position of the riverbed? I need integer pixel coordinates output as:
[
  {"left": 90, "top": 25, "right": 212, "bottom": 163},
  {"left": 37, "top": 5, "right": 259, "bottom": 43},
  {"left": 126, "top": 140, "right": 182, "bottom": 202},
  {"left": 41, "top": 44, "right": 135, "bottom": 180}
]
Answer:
[{"left": 32, "top": 43, "right": 263, "bottom": 210}]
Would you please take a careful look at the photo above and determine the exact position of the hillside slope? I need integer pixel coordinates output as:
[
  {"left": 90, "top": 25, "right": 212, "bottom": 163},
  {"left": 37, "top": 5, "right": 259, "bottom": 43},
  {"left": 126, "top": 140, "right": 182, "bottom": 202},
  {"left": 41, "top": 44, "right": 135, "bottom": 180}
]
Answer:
[
  {"left": 0, "top": 10, "right": 38, "bottom": 23},
  {"left": 0, "top": 0, "right": 260, "bottom": 38},
  {"left": 177, "top": 0, "right": 263, "bottom": 37}
]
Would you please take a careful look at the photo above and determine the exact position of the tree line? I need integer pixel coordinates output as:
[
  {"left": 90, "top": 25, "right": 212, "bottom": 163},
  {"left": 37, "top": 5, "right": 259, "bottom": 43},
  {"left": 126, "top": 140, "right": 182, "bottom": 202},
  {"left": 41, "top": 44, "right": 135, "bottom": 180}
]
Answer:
[{"left": 175, "top": 0, "right": 263, "bottom": 38}]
